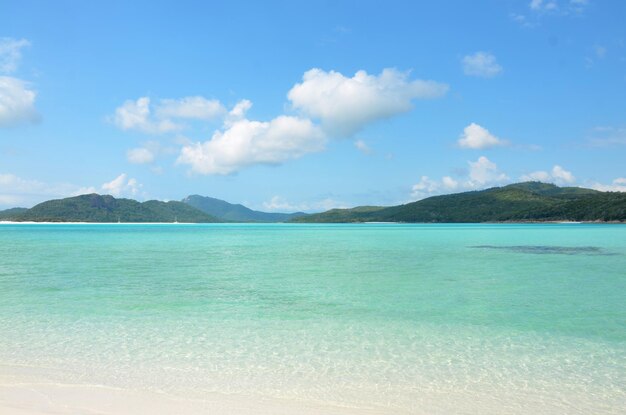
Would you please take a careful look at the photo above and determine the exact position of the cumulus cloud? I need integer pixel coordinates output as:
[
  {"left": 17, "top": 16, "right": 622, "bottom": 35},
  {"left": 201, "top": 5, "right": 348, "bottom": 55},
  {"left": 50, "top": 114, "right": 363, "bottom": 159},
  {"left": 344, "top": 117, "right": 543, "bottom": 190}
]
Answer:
[
  {"left": 101, "top": 173, "right": 141, "bottom": 197},
  {"left": 467, "top": 156, "right": 509, "bottom": 187},
  {"left": 410, "top": 157, "right": 507, "bottom": 200},
  {"left": 457, "top": 123, "right": 507, "bottom": 149},
  {"left": 0, "top": 39, "right": 39, "bottom": 128},
  {"left": 521, "top": 165, "right": 575, "bottom": 185},
  {"left": 177, "top": 115, "right": 326, "bottom": 175},
  {"left": 0, "top": 38, "right": 30, "bottom": 73},
  {"left": 589, "top": 178, "right": 626, "bottom": 192},
  {"left": 462, "top": 52, "right": 503, "bottom": 78},
  {"left": 112, "top": 96, "right": 227, "bottom": 134},
  {"left": 411, "top": 176, "right": 441, "bottom": 199},
  {"left": 0, "top": 76, "right": 38, "bottom": 127},
  {"left": 225, "top": 99, "right": 252, "bottom": 126},
  {"left": 287, "top": 68, "right": 448, "bottom": 136},
  {"left": 112, "top": 97, "right": 181, "bottom": 134},
  {"left": 410, "top": 175, "right": 460, "bottom": 200}
]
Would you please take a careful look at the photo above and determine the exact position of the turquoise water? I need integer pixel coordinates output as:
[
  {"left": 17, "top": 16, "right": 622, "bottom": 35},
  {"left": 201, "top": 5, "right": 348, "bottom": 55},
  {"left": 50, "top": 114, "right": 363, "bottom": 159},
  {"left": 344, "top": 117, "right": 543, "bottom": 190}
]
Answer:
[{"left": 1, "top": 223, "right": 625, "bottom": 413}]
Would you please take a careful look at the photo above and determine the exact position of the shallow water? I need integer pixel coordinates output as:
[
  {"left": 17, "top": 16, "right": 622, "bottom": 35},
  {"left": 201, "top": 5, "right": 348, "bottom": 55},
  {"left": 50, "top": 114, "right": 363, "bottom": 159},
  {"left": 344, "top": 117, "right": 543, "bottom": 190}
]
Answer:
[{"left": 1, "top": 223, "right": 625, "bottom": 413}]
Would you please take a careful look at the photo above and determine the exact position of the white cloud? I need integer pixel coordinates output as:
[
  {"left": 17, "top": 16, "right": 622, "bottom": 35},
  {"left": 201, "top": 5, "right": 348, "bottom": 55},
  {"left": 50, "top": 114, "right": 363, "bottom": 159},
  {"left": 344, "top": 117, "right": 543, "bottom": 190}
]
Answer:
[
  {"left": 0, "top": 173, "right": 87, "bottom": 207},
  {"left": 457, "top": 123, "right": 506, "bottom": 149},
  {"left": 551, "top": 165, "right": 575, "bottom": 184},
  {"left": 411, "top": 176, "right": 441, "bottom": 199},
  {"left": 0, "top": 76, "right": 38, "bottom": 127},
  {"left": 112, "top": 97, "right": 181, "bottom": 134},
  {"left": 112, "top": 96, "right": 228, "bottom": 134},
  {"left": 177, "top": 115, "right": 326, "bottom": 175},
  {"left": 520, "top": 165, "right": 575, "bottom": 185},
  {"left": 410, "top": 157, "right": 509, "bottom": 200},
  {"left": 101, "top": 173, "right": 141, "bottom": 197},
  {"left": 262, "top": 195, "right": 348, "bottom": 212},
  {"left": 0, "top": 172, "right": 145, "bottom": 207},
  {"left": 442, "top": 176, "right": 459, "bottom": 190},
  {"left": 589, "top": 178, "right": 626, "bottom": 192},
  {"left": 0, "top": 38, "right": 30, "bottom": 74},
  {"left": 522, "top": 170, "right": 552, "bottom": 182},
  {"left": 530, "top": 0, "right": 558, "bottom": 11},
  {"left": 156, "top": 96, "right": 225, "bottom": 120},
  {"left": 127, "top": 147, "right": 155, "bottom": 164},
  {"left": 467, "top": 156, "right": 509, "bottom": 187},
  {"left": 354, "top": 139, "right": 372, "bottom": 154},
  {"left": 409, "top": 175, "right": 459, "bottom": 200},
  {"left": 287, "top": 68, "right": 448, "bottom": 136},
  {"left": 462, "top": 52, "right": 503, "bottom": 78},
  {"left": 225, "top": 99, "right": 252, "bottom": 126}
]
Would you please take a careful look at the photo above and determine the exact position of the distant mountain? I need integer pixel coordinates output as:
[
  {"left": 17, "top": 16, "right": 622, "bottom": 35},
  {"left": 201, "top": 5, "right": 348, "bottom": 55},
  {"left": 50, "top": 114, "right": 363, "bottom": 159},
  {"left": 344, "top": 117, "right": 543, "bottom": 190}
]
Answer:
[
  {"left": 182, "top": 195, "right": 307, "bottom": 222},
  {"left": 292, "top": 182, "right": 626, "bottom": 223},
  {"left": 5, "top": 194, "right": 219, "bottom": 223}
]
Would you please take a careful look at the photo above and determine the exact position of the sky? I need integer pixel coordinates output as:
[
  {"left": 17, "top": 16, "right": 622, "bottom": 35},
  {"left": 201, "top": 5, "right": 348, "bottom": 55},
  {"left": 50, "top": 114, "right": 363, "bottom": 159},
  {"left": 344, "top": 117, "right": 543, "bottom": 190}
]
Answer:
[{"left": 1, "top": 0, "right": 625, "bottom": 211}]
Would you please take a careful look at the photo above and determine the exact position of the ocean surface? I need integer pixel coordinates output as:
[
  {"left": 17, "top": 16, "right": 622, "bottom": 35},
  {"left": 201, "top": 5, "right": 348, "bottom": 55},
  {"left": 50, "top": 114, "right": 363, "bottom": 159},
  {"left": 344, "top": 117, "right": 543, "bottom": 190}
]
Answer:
[{"left": 0, "top": 223, "right": 625, "bottom": 414}]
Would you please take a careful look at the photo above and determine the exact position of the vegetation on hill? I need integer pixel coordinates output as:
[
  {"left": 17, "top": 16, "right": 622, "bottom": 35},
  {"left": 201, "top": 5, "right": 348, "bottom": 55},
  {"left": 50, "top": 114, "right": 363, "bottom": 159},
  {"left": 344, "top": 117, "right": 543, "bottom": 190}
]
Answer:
[
  {"left": 2, "top": 183, "right": 623, "bottom": 224},
  {"left": 6, "top": 194, "right": 219, "bottom": 223},
  {"left": 182, "top": 195, "right": 307, "bottom": 222},
  {"left": 291, "top": 182, "right": 626, "bottom": 223},
  {"left": 0, "top": 207, "right": 28, "bottom": 220}
]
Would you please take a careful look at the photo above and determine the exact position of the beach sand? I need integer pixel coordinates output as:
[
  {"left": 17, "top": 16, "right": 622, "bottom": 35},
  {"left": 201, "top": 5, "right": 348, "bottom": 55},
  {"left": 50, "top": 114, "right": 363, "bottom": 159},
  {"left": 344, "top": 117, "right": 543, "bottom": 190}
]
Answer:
[
  {"left": 0, "top": 367, "right": 391, "bottom": 415},
  {"left": 0, "top": 382, "right": 390, "bottom": 415}
]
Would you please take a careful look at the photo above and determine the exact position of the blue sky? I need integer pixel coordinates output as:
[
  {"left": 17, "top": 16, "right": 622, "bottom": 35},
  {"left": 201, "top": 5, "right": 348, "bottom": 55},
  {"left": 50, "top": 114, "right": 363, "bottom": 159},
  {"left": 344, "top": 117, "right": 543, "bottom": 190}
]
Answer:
[{"left": 1, "top": 0, "right": 625, "bottom": 211}]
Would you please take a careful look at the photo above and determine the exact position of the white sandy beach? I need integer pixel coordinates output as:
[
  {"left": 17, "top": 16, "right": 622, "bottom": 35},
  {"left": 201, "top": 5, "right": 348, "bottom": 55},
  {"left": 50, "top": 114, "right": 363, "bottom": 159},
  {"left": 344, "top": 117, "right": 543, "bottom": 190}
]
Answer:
[{"left": 0, "top": 374, "right": 390, "bottom": 415}]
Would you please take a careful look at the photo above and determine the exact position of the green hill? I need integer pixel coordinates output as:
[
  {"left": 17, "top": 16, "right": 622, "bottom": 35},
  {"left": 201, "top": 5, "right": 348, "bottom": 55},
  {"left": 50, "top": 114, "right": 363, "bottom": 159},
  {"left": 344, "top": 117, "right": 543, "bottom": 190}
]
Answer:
[
  {"left": 0, "top": 207, "right": 29, "bottom": 220},
  {"left": 292, "top": 182, "right": 626, "bottom": 223},
  {"left": 8, "top": 194, "right": 219, "bottom": 223},
  {"left": 182, "top": 194, "right": 307, "bottom": 222}
]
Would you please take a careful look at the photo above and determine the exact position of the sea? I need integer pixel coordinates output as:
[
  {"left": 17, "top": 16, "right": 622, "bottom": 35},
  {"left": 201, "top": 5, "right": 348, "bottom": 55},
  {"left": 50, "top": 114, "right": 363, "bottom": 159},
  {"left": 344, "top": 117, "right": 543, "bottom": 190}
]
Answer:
[{"left": 0, "top": 223, "right": 624, "bottom": 414}]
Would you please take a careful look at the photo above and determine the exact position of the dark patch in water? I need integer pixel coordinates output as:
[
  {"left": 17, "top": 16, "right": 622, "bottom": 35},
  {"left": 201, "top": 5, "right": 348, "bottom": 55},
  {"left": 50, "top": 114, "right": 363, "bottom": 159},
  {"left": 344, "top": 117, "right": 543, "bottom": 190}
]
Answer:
[{"left": 470, "top": 245, "right": 615, "bottom": 255}]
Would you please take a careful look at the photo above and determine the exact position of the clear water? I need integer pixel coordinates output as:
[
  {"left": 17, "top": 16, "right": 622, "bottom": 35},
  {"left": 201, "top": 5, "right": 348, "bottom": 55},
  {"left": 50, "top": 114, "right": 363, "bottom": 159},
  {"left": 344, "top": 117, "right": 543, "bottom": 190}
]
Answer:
[{"left": 1, "top": 223, "right": 625, "bottom": 414}]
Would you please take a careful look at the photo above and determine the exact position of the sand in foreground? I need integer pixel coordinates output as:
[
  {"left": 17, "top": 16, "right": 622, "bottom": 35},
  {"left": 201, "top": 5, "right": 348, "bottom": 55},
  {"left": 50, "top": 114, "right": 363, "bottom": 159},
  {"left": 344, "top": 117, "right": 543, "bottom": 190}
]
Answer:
[{"left": 0, "top": 381, "right": 394, "bottom": 415}]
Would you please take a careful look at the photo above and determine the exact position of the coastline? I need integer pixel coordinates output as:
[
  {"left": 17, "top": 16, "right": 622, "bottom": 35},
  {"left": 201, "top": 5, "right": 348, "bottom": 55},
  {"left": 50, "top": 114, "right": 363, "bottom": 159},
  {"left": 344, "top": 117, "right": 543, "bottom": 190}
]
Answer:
[{"left": 1, "top": 220, "right": 623, "bottom": 225}]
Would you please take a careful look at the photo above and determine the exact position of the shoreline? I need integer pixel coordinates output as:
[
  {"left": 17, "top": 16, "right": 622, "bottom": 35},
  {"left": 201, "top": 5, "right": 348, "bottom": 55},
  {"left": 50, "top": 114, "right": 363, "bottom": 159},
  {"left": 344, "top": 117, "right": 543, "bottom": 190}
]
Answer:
[{"left": 1, "top": 220, "right": 623, "bottom": 225}]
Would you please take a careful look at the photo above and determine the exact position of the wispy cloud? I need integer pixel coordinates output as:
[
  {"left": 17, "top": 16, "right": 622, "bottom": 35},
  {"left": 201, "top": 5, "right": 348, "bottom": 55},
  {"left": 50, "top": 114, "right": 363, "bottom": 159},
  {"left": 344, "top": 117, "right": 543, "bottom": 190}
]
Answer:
[
  {"left": 111, "top": 96, "right": 225, "bottom": 134},
  {"left": 354, "top": 139, "right": 372, "bottom": 154},
  {"left": 262, "top": 195, "right": 348, "bottom": 212},
  {"left": 0, "top": 38, "right": 30, "bottom": 73},
  {"left": 462, "top": 52, "right": 503, "bottom": 78}
]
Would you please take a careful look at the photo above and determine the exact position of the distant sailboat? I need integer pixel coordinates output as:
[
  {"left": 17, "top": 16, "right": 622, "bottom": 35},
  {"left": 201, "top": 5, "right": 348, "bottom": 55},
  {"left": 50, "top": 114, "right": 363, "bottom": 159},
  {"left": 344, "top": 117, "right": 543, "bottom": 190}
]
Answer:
[
  {"left": 117, "top": 216, "right": 121, "bottom": 223},
  {"left": 174, "top": 216, "right": 178, "bottom": 224}
]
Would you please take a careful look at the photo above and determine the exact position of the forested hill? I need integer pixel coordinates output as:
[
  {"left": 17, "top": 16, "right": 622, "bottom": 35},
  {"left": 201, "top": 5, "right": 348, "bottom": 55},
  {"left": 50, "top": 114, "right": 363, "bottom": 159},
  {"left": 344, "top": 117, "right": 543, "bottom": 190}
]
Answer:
[
  {"left": 291, "top": 182, "right": 626, "bottom": 223},
  {"left": 182, "top": 195, "right": 306, "bottom": 222},
  {"left": 0, "top": 194, "right": 218, "bottom": 223}
]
